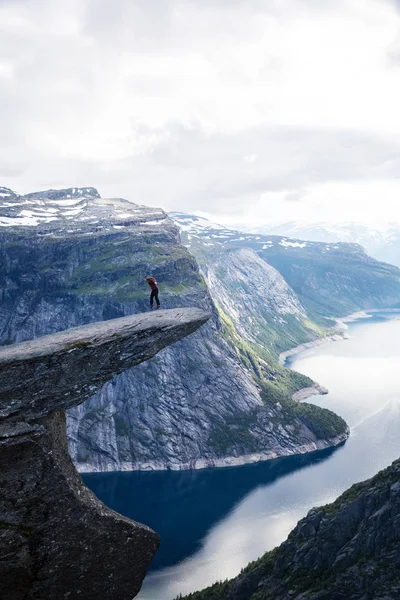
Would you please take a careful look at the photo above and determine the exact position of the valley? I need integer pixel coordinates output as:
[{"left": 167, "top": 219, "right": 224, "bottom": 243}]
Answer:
[{"left": 1, "top": 187, "right": 400, "bottom": 599}]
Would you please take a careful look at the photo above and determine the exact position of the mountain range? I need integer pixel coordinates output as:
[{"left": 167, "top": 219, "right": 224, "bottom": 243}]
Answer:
[
  {"left": 234, "top": 219, "right": 400, "bottom": 268},
  {"left": 1, "top": 188, "right": 400, "bottom": 473}
]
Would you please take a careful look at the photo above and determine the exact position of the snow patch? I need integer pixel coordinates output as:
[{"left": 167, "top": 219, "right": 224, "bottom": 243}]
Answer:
[
  {"left": 63, "top": 208, "right": 84, "bottom": 216},
  {"left": 0, "top": 215, "right": 57, "bottom": 226},
  {"left": 279, "top": 240, "right": 307, "bottom": 248},
  {"left": 48, "top": 198, "right": 84, "bottom": 207},
  {"left": 116, "top": 213, "right": 135, "bottom": 219}
]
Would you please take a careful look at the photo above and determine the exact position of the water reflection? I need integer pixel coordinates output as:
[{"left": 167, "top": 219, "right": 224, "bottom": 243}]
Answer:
[
  {"left": 138, "top": 396, "right": 399, "bottom": 599},
  {"left": 84, "top": 445, "right": 338, "bottom": 571}
]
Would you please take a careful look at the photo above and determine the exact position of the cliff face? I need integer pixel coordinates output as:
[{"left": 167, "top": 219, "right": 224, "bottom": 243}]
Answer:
[
  {"left": 197, "top": 245, "right": 322, "bottom": 357},
  {"left": 0, "top": 309, "right": 209, "bottom": 600},
  {"left": 0, "top": 187, "right": 349, "bottom": 472},
  {"left": 179, "top": 458, "right": 400, "bottom": 600}
]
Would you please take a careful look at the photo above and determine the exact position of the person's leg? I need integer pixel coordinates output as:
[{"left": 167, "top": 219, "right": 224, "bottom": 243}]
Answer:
[
  {"left": 150, "top": 290, "right": 155, "bottom": 308},
  {"left": 155, "top": 289, "right": 160, "bottom": 308}
]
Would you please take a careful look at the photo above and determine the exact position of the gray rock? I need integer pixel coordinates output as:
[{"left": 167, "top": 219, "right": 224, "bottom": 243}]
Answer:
[
  {"left": 24, "top": 186, "right": 101, "bottom": 200},
  {"left": 0, "top": 309, "right": 209, "bottom": 600}
]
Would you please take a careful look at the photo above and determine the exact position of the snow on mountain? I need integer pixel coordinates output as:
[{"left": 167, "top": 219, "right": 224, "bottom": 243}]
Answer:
[
  {"left": 238, "top": 220, "right": 400, "bottom": 267},
  {"left": 169, "top": 212, "right": 314, "bottom": 252},
  {"left": 0, "top": 187, "right": 167, "bottom": 230},
  {"left": 174, "top": 213, "right": 400, "bottom": 268},
  {"left": 170, "top": 211, "right": 400, "bottom": 325}
]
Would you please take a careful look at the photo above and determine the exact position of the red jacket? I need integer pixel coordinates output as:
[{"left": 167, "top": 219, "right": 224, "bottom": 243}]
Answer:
[{"left": 146, "top": 278, "right": 158, "bottom": 291}]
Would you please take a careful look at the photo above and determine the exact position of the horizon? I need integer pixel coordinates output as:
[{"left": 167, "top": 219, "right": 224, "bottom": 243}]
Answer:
[{"left": 2, "top": 182, "right": 400, "bottom": 233}]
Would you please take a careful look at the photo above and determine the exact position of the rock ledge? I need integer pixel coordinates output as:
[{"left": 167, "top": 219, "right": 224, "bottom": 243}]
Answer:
[{"left": 0, "top": 308, "right": 209, "bottom": 600}]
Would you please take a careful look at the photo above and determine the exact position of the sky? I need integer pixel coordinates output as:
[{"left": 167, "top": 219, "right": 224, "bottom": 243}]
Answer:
[{"left": 1, "top": 0, "right": 400, "bottom": 227}]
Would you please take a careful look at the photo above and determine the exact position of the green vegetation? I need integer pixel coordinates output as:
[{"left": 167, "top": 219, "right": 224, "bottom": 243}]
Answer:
[
  {"left": 208, "top": 410, "right": 261, "bottom": 454},
  {"left": 175, "top": 548, "right": 280, "bottom": 600},
  {"left": 293, "top": 402, "right": 347, "bottom": 439},
  {"left": 206, "top": 307, "right": 347, "bottom": 456},
  {"left": 213, "top": 306, "right": 348, "bottom": 451},
  {"left": 262, "top": 246, "right": 400, "bottom": 322},
  {"left": 259, "top": 380, "right": 347, "bottom": 440},
  {"left": 64, "top": 340, "right": 93, "bottom": 350},
  {"left": 175, "top": 581, "right": 231, "bottom": 600},
  {"left": 321, "top": 460, "right": 400, "bottom": 515},
  {"left": 218, "top": 307, "right": 312, "bottom": 394}
]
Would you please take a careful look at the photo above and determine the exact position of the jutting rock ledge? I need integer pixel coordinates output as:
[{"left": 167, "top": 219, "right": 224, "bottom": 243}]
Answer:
[{"left": 0, "top": 308, "right": 210, "bottom": 600}]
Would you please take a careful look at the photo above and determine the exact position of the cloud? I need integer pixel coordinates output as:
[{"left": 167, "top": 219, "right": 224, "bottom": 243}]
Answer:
[
  {"left": 285, "top": 190, "right": 306, "bottom": 202},
  {"left": 0, "top": 0, "right": 400, "bottom": 226}
]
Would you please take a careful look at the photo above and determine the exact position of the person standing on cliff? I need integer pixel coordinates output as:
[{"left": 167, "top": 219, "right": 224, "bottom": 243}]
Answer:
[{"left": 144, "top": 276, "right": 161, "bottom": 310}]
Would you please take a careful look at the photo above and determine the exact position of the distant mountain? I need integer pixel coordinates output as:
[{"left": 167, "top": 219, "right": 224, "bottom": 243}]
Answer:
[
  {"left": 239, "top": 219, "right": 400, "bottom": 268},
  {"left": 170, "top": 213, "right": 400, "bottom": 325},
  {"left": 0, "top": 186, "right": 101, "bottom": 227}
]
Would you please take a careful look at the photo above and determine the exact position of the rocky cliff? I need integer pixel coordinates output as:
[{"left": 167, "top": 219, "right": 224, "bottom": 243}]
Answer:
[
  {"left": 179, "top": 457, "right": 400, "bottom": 600},
  {"left": 0, "top": 187, "right": 349, "bottom": 471},
  {"left": 0, "top": 309, "right": 208, "bottom": 600}
]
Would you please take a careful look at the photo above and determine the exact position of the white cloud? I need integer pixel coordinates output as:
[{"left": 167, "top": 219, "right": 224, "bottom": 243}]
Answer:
[
  {"left": 1, "top": 0, "right": 400, "bottom": 226},
  {"left": 211, "top": 180, "right": 400, "bottom": 228}
]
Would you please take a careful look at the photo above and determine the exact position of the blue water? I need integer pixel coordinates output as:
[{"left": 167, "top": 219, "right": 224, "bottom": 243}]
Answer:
[{"left": 84, "top": 312, "right": 400, "bottom": 599}]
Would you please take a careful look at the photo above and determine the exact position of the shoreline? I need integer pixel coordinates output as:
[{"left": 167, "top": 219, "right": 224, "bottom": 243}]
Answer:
[
  {"left": 280, "top": 308, "right": 400, "bottom": 368},
  {"left": 291, "top": 382, "right": 329, "bottom": 402},
  {"left": 77, "top": 430, "right": 349, "bottom": 473},
  {"left": 279, "top": 310, "right": 374, "bottom": 402},
  {"left": 282, "top": 308, "right": 400, "bottom": 402},
  {"left": 278, "top": 332, "right": 348, "bottom": 367}
]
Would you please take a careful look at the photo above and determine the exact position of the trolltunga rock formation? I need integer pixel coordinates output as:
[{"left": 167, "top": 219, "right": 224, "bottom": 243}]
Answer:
[{"left": 0, "top": 308, "right": 209, "bottom": 600}]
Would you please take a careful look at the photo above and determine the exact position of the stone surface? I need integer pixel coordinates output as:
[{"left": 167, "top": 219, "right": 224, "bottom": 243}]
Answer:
[
  {"left": 0, "top": 309, "right": 209, "bottom": 600},
  {"left": 0, "top": 308, "right": 210, "bottom": 428}
]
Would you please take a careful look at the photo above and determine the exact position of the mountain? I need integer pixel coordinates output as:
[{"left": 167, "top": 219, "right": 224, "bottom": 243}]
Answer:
[
  {"left": 179, "top": 457, "right": 400, "bottom": 600},
  {"left": 240, "top": 219, "right": 400, "bottom": 269},
  {"left": 171, "top": 213, "right": 400, "bottom": 326},
  {"left": 0, "top": 187, "right": 349, "bottom": 472}
]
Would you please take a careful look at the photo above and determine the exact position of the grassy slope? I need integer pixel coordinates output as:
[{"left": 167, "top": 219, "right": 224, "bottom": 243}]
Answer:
[{"left": 183, "top": 235, "right": 349, "bottom": 452}]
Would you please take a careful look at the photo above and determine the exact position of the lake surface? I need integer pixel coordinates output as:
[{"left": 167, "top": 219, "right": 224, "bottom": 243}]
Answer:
[{"left": 84, "top": 312, "right": 400, "bottom": 600}]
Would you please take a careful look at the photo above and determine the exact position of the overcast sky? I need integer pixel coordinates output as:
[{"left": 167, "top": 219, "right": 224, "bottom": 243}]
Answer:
[{"left": 1, "top": 0, "right": 400, "bottom": 226}]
